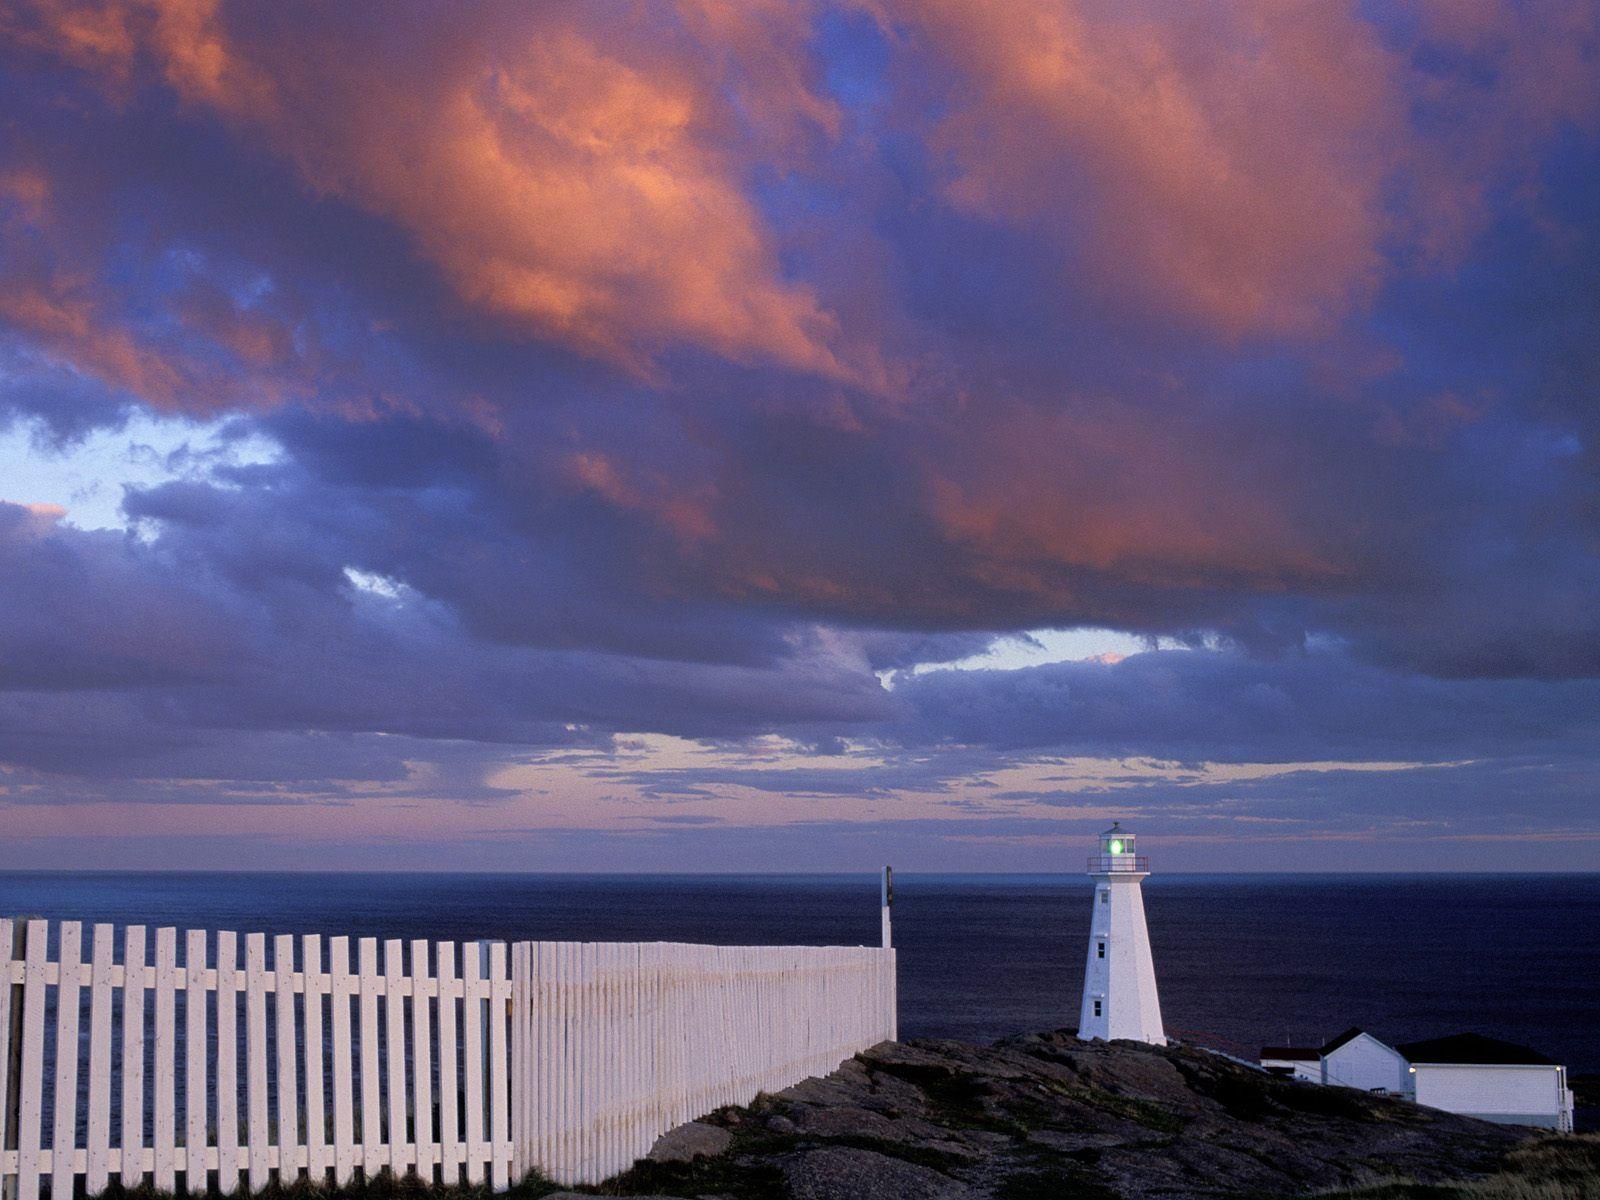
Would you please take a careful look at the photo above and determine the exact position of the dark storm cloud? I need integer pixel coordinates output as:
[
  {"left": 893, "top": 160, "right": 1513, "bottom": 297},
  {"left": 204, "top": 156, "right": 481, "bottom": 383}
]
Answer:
[
  {"left": 887, "top": 650, "right": 1600, "bottom": 763},
  {"left": 0, "top": 489, "right": 895, "bottom": 782},
  {"left": 1, "top": 0, "right": 1598, "bottom": 859}
]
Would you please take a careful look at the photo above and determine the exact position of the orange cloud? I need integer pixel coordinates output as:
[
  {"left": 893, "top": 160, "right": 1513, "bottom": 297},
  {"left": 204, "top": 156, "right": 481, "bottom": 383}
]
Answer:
[
  {"left": 874, "top": 0, "right": 1405, "bottom": 338},
  {"left": 12, "top": 0, "right": 867, "bottom": 384},
  {"left": 560, "top": 449, "right": 720, "bottom": 547},
  {"left": 920, "top": 403, "right": 1348, "bottom": 604},
  {"left": 0, "top": 150, "right": 317, "bottom": 412},
  {"left": 872, "top": 0, "right": 1600, "bottom": 340}
]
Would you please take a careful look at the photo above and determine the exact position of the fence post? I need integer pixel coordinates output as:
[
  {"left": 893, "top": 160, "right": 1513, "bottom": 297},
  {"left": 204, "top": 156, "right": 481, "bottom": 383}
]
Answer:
[
  {"left": 1, "top": 920, "right": 23, "bottom": 1200},
  {"left": 509, "top": 942, "right": 527, "bottom": 1186}
]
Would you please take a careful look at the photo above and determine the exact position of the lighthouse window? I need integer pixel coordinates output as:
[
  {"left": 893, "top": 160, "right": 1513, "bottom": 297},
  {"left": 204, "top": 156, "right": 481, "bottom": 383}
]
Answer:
[
  {"left": 1099, "top": 890, "right": 1109, "bottom": 905},
  {"left": 1093, "top": 1000, "right": 1102, "bottom": 1017},
  {"left": 1097, "top": 941, "right": 1105, "bottom": 959}
]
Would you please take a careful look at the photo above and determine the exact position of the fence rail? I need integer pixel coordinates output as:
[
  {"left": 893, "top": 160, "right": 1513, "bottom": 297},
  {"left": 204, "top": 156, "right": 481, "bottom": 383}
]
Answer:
[{"left": 0, "top": 918, "right": 896, "bottom": 1195}]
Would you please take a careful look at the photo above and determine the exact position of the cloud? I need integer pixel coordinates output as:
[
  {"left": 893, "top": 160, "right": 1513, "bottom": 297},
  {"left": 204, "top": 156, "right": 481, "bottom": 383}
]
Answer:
[
  {"left": 0, "top": 0, "right": 1597, "bottom": 864},
  {"left": 872, "top": 0, "right": 1600, "bottom": 339},
  {"left": 7, "top": 0, "right": 878, "bottom": 384},
  {"left": 888, "top": 647, "right": 1600, "bottom": 764}
]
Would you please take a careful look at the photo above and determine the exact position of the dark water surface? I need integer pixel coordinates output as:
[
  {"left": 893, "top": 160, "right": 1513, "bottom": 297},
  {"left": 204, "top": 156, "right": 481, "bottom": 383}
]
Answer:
[{"left": 3, "top": 871, "right": 1596, "bottom": 1073}]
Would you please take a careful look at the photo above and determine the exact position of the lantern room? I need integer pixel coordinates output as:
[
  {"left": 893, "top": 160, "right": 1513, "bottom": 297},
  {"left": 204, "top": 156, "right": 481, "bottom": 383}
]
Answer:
[{"left": 1089, "top": 822, "right": 1146, "bottom": 873}]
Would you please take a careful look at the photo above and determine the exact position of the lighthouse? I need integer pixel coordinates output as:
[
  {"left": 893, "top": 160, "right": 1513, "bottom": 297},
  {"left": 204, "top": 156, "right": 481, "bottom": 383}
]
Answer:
[{"left": 1078, "top": 823, "right": 1165, "bottom": 1044}]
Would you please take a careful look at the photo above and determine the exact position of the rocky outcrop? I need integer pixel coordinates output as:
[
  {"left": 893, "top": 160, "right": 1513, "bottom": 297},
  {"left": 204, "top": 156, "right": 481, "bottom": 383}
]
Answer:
[
  {"left": 646, "top": 1122, "right": 735, "bottom": 1164},
  {"left": 545, "top": 1030, "right": 1534, "bottom": 1199}
]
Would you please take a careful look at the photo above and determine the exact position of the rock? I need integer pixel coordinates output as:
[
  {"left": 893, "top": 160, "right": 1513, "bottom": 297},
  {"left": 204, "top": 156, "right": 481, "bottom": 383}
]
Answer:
[
  {"left": 646, "top": 1119, "right": 734, "bottom": 1163},
  {"left": 1025, "top": 1128, "right": 1131, "bottom": 1152},
  {"left": 782, "top": 1145, "right": 969, "bottom": 1200},
  {"left": 791, "top": 1103, "right": 899, "bottom": 1139},
  {"left": 576, "top": 1030, "right": 1532, "bottom": 1199}
]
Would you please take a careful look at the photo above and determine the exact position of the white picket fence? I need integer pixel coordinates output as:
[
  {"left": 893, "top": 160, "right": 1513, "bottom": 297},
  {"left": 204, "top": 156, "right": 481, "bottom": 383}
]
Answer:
[{"left": 0, "top": 919, "right": 896, "bottom": 1196}]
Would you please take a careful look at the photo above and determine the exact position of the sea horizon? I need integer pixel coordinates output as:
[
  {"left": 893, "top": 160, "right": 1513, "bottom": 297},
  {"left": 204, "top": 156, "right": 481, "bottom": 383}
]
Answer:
[
  {"left": 7, "top": 871, "right": 1596, "bottom": 1075},
  {"left": 6, "top": 867, "right": 1597, "bottom": 877}
]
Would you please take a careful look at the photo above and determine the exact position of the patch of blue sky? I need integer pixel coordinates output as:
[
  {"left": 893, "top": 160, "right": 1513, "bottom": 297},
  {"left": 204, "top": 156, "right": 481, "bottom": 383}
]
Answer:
[
  {"left": 0, "top": 410, "right": 281, "bottom": 530},
  {"left": 887, "top": 629, "right": 1196, "bottom": 688}
]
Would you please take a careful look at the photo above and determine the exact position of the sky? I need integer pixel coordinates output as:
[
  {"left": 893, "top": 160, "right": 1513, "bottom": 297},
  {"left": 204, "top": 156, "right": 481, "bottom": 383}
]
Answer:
[{"left": 0, "top": 0, "right": 1597, "bottom": 872}]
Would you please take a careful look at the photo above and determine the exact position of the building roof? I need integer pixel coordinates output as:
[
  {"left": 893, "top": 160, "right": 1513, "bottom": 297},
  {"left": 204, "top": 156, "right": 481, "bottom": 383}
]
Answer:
[
  {"left": 1396, "top": 1033, "right": 1556, "bottom": 1067},
  {"left": 1319, "top": 1027, "right": 1372, "bottom": 1055},
  {"left": 1260, "top": 1046, "right": 1319, "bottom": 1061}
]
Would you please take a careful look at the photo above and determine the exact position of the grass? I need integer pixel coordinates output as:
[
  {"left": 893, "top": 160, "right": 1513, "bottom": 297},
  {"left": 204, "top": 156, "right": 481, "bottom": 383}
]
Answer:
[
  {"left": 78, "top": 1176, "right": 566, "bottom": 1200},
  {"left": 1310, "top": 1134, "right": 1600, "bottom": 1200},
  {"left": 868, "top": 1059, "right": 1030, "bottom": 1137},
  {"left": 994, "top": 1163, "right": 1121, "bottom": 1200}
]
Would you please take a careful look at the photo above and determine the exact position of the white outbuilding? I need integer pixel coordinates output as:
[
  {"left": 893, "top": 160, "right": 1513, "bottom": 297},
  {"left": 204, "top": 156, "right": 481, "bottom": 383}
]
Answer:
[
  {"left": 1319, "top": 1028, "right": 1408, "bottom": 1093},
  {"left": 1398, "top": 1034, "right": 1575, "bottom": 1132},
  {"left": 1259, "top": 1045, "right": 1321, "bottom": 1082}
]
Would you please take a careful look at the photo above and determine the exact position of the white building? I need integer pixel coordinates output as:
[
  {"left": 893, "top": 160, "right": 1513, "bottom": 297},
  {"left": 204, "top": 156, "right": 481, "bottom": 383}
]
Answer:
[
  {"left": 1260, "top": 1045, "right": 1320, "bottom": 1082},
  {"left": 1078, "top": 823, "right": 1165, "bottom": 1044},
  {"left": 1399, "top": 1034, "right": 1575, "bottom": 1132},
  {"left": 1319, "top": 1028, "right": 1408, "bottom": 1093}
]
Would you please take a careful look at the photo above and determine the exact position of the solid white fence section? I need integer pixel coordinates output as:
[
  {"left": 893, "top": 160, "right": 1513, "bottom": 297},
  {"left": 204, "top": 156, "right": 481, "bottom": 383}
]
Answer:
[
  {"left": 0, "top": 918, "right": 897, "bottom": 1195},
  {"left": 511, "top": 941, "right": 896, "bottom": 1185}
]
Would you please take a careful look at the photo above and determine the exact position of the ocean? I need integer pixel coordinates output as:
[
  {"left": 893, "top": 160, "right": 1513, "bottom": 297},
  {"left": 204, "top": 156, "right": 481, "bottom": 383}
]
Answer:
[{"left": 2, "top": 871, "right": 1596, "bottom": 1075}]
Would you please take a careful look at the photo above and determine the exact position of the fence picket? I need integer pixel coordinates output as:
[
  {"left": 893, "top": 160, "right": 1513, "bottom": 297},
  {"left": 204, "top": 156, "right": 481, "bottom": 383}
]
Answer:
[
  {"left": 216, "top": 931, "right": 241, "bottom": 1196},
  {"left": 562, "top": 940, "right": 573, "bottom": 1181},
  {"left": 275, "top": 934, "right": 302, "bottom": 1186},
  {"left": 83, "top": 924, "right": 114, "bottom": 1195},
  {"left": 529, "top": 943, "right": 544, "bottom": 1184},
  {"left": 185, "top": 929, "right": 209, "bottom": 1192},
  {"left": 244, "top": 933, "right": 270, "bottom": 1189},
  {"left": 303, "top": 934, "right": 328, "bottom": 1186},
  {"left": 357, "top": 938, "right": 382, "bottom": 1180},
  {"left": 593, "top": 943, "right": 606, "bottom": 1177},
  {"left": 153, "top": 927, "right": 178, "bottom": 1191},
  {"left": 119, "top": 926, "right": 147, "bottom": 1189},
  {"left": 435, "top": 941, "right": 459, "bottom": 1188},
  {"left": 50, "top": 922, "right": 83, "bottom": 1200},
  {"left": 0, "top": 921, "right": 12, "bottom": 1193},
  {"left": 461, "top": 942, "right": 485, "bottom": 1186},
  {"left": 409, "top": 939, "right": 433, "bottom": 1184},
  {"left": 488, "top": 941, "right": 509, "bottom": 1190},
  {"left": 16, "top": 921, "right": 47, "bottom": 1200},
  {"left": 549, "top": 942, "right": 563, "bottom": 1186},
  {"left": 435, "top": 947, "right": 460, "bottom": 1196},
  {"left": 383, "top": 939, "right": 408, "bottom": 1179},
  {"left": 510, "top": 942, "right": 527, "bottom": 1184},
  {"left": 570, "top": 943, "right": 585, "bottom": 1182},
  {"left": 328, "top": 936, "right": 356, "bottom": 1187}
]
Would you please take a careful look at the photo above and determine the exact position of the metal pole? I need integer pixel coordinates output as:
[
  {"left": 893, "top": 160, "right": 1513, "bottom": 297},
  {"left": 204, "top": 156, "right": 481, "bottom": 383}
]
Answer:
[{"left": 880, "top": 866, "right": 893, "bottom": 950}]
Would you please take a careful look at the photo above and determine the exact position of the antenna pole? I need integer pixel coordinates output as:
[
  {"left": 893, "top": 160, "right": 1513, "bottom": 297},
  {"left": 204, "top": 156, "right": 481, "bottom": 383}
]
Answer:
[{"left": 881, "top": 865, "right": 893, "bottom": 949}]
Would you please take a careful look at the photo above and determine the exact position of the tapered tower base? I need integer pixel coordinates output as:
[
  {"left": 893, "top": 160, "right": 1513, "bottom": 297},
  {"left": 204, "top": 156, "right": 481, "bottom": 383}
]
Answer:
[{"left": 1078, "top": 824, "right": 1165, "bottom": 1044}]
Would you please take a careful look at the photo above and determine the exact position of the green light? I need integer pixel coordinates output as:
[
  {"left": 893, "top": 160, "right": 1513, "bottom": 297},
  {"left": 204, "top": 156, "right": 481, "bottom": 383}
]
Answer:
[{"left": 1109, "top": 839, "right": 1124, "bottom": 855}]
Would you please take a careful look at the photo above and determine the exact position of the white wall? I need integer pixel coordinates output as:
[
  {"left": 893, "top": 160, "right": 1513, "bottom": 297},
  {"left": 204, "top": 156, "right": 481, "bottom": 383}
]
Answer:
[
  {"left": 1321, "top": 1034, "right": 1406, "bottom": 1092},
  {"left": 1410, "top": 1065, "right": 1571, "bottom": 1129},
  {"left": 1262, "top": 1057, "right": 1320, "bottom": 1082},
  {"left": 1078, "top": 875, "right": 1164, "bottom": 1044}
]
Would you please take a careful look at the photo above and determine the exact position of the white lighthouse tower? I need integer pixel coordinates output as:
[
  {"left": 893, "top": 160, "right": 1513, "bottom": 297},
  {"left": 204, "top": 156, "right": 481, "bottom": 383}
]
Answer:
[{"left": 1077, "top": 823, "right": 1165, "bottom": 1044}]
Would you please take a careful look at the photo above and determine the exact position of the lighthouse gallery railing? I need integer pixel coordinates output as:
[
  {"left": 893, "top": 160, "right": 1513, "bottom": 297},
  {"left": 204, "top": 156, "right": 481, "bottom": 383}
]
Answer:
[{"left": 1086, "top": 855, "right": 1150, "bottom": 872}]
